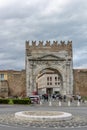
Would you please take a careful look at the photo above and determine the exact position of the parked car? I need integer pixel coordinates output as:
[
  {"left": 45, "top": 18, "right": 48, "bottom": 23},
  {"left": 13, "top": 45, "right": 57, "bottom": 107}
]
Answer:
[{"left": 29, "top": 95, "right": 40, "bottom": 104}]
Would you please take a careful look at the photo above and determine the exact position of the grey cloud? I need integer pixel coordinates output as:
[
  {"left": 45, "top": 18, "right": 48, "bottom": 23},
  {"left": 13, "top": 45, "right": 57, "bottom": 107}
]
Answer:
[
  {"left": 0, "top": 0, "right": 46, "bottom": 20},
  {"left": 0, "top": 0, "right": 87, "bottom": 69},
  {"left": 73, "top": 45, "right": 87, "bottom": 68}
]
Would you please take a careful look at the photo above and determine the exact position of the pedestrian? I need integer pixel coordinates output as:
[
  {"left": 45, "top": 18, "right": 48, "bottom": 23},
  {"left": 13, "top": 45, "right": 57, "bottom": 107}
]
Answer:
[
  {"left": 63, "top": 95, "right": 66, "bottom": 102},
  {"left": 77, "top": 95, "right": 81, "bottom": 102}
]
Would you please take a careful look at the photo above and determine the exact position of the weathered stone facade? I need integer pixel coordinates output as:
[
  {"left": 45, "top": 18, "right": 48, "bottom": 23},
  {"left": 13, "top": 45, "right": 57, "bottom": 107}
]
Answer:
[
  {"left": 73, "top": 69, "right": 87, "bottom": 96},
  {"left": 0, "top": 70, "right": 26, "bottom": 98},
  {"left": 0, "top": 41, "right": 87, "bottom": 98},
  {"left": 25, "top": 41, "right": 73, "bottom": 96}
]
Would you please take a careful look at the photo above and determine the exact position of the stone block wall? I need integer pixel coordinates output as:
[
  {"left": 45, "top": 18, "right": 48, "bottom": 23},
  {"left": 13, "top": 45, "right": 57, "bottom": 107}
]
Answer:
[
  {"left": 7, "top": 70, "right": 26, "bottom": 97},
  {"left": 0, "top": 80, "right": 8, "bottom": 98},
  {"left": 0, "top": 69, "right": 87, "bottom": 98},
  {"left": 25, "top": 41, "right": 73, "bottom": 96},
  {"left": 73, "top": 69, "right": 87, "bottom": 96},
  {"left": 0, "top": 70, "right": 26, "bottom": 98}
]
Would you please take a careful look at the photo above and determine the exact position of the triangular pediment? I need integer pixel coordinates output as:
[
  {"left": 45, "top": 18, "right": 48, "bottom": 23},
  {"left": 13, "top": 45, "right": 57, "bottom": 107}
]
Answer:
[{"left": 37, "top": 54, "right": 64, "bottom": 61}]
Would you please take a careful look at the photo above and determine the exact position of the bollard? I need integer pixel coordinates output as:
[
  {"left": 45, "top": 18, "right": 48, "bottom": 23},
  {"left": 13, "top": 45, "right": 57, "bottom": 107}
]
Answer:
[
  {"left": 68, "top": 101, "right": 71, "bottom": 106},
  {"left": 49, "top": 101, "right": 52, "bottom": 106},
  {"left": 77, "top": 101, "right": 80, "bottom": 106},
  {"left": 40, "top": 100, "right": 42, "bottom": 105},
  {"left": 59, "top": 101, "right": 61, "bottom": 106}
]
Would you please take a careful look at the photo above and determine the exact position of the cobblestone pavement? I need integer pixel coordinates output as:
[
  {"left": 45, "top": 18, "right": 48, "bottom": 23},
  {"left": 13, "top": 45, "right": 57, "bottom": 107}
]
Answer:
[
  {"left": 0, "top": 102, "right": 87, "bottom": 129},
  {"left": 0, "top": 113, "right": 87, "bottom": 128}
]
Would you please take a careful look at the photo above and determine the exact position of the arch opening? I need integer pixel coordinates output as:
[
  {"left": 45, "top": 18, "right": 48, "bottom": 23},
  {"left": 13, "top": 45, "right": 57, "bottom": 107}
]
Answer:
[{"left": 36, "top": 68, "right": 63, "bottom": 96}]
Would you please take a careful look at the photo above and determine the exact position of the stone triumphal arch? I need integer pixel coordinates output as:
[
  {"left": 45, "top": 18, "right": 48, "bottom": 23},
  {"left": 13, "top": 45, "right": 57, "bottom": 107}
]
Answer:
[{"left": 25, "top": 41, "right": 73, "bottom": 96}]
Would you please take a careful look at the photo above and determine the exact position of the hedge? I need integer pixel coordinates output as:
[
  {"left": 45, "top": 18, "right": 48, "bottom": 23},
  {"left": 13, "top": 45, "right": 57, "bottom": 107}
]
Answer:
[
  {"left": 0, "top": 99, "right": 9, "bottom": 104},
  {"left": 82, "top": 96, "right": 87, "bottom": 100},
  {"left": 12, "top": 98, "right": 31, "bottom": 104},
  {"left": 0, "top": 98, "right": 31, "bottom": 104}
]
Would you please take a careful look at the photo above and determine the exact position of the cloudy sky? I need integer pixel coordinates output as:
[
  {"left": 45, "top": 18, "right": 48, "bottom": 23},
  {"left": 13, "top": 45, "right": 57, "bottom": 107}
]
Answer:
[{"left": 0, "top": 0, "right": 87, "bottom": 70}]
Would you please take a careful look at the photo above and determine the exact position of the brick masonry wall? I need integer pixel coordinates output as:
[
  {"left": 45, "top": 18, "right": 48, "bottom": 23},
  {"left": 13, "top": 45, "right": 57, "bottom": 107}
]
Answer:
[
  {"left": 7, "top": 70, "right": 26, "bottom": 97},
  {"left": 0, "top": 80, "right": 8, "bottom": 98},
  {"left": 73, "top": 69, "right": 87, "bottom": 96},
  {"left": 0, "top": 69, "right": 87, "bottom": 98}
]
